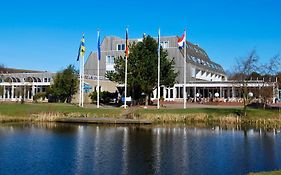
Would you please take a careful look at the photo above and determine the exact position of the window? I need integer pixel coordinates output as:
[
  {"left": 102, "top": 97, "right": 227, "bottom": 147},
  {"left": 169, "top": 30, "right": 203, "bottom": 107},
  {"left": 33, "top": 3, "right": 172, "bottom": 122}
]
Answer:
[
  {"left": 191, "top": 56, "right": 197, "bottom": 63},
  {"left": 117, "top": 44, "right": 125, "bottom": 51},
  {"left": 106, "top": 56, "right": 110, "bottom": 64},
  {"left": 191, "top": 67, "right": 196, "bottom": 77},
  {"left": 176, "top": 87, "right": 180, "bottom": 98},
  {"left": 106, "top": 55, "right": 115, "bottom": 64},
  {"left": 170, "top": 89, "right": 173, "bottom": 98},
  {"left": 106, "top": 55, "right": 115, "bottom": 71},
  {"left": 180, "top": 87, "right": 183, "bottom": 98},
  {"left": 160, "top": 41, "right": 169, "bottom": 49}
]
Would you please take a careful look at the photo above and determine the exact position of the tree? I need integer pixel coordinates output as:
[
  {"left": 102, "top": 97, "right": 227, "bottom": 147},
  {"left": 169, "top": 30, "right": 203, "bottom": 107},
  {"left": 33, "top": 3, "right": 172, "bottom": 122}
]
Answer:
[
  {"left": 233, "top": 50, "right": 259, "bottom": 116},
  {"left": 259, "top": 54, "right": 281, "bottom": 108},
  {"left": 47, "top": 65, "right": 78, "bottom": 103},
  {"left": 89, "top": 91, "right": 118, "bottom": 104},
  {"left": 261, "top": 54, "right": 281, "bottom": 75},
  {"left": 107, "top": 35, "right": 178, "bottom": 105},
  {"left": 0, "top": 64, "right": 4, "bottom": 97},
  {"left": 232, "top": 51, "right": 281, "bottom": 114}
]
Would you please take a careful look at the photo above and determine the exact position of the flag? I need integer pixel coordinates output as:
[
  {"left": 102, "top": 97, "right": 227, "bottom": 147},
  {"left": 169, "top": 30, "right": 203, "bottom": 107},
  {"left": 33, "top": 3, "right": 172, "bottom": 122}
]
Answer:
[
  {"left": 77, "top": 34, "right": 86, "bottom": 61},
  {"left": 125, "top": 28, "right": 129, "bottom": 57},
  {"left": 158, "top": 28, "right": 161, "bottom": 52},
  {"left": 177, "top": 31, "right": 186, "bottom": 49},
  {"left": 97, "top": 31, "right": 101, "bottom": 61}
]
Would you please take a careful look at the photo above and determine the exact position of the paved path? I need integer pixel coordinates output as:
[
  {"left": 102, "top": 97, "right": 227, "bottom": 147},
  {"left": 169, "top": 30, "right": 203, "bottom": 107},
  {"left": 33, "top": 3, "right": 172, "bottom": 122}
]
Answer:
[
  {"left": 81, "top": 102, "right": 281, "bottom": 109},
  {"left": 162, "top": 103, "right": 243, "bottom": 109}
]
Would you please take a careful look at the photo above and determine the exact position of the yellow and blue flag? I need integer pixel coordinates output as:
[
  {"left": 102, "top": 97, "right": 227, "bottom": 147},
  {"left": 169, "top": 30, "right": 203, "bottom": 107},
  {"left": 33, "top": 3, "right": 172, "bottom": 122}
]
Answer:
[{"left": 77, "top": 34, "right": 86, "bottom": 61}]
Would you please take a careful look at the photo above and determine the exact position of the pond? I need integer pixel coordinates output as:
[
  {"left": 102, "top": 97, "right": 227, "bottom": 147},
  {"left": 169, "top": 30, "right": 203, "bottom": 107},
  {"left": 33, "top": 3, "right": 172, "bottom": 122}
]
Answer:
[{"left": 0, "top": 123, "right": 281, "bottom": 175}]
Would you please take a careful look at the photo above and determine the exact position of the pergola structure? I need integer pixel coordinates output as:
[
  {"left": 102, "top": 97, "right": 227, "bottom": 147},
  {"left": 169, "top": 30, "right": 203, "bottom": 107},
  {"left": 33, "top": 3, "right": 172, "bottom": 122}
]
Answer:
[
  {"left": 0, "top": 72, "right": 54, "bottom": 101},
  {"left": 151, "top": 80, "right": 279, "bottom": 103}
]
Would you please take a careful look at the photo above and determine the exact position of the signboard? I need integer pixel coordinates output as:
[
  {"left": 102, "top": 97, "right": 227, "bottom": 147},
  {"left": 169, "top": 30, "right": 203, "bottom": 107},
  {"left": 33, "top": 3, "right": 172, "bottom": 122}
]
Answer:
[{"left": 121, "top": 96, "right": 132, "bottom": 103}]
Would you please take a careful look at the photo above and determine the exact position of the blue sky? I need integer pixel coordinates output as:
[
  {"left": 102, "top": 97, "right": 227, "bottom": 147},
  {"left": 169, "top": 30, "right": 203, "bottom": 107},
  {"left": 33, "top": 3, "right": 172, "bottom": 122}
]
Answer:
[{"left": 0, "top": 0, "right": 281, "bottom": 72}]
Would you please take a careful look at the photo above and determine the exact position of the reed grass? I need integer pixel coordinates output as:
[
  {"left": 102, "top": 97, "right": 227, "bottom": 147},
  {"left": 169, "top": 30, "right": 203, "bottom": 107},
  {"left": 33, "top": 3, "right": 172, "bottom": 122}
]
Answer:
[{"left": 1, "top": 103, "right": 281, "bottom": 128}]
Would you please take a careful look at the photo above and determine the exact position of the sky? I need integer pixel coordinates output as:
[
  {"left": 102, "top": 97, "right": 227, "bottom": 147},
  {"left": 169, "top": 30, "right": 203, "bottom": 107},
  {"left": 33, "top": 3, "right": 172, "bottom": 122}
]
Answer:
[{"left": 0, "top": 0, "right": 281, "bottom": 73}]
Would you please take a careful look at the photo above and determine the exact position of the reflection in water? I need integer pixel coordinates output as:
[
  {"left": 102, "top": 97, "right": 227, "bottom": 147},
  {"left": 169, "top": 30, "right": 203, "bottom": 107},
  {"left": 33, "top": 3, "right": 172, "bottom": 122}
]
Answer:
[
  {"left": 75, "top": 125, "right": 85, "bottom": 175},
  {"left": 0, "top": 123, "right": 281, "bottom": 175},
  {"left": 93, "top": 126, "right": 100, "bottom": 175},
  {"left": 121, "top": 128, "right": 128, "bottom": 175}
]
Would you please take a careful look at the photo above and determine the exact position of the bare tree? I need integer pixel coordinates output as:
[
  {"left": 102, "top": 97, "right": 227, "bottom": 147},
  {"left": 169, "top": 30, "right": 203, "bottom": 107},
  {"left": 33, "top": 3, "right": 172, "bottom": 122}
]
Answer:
[
  {"left": 0, "top": 64, "right": 4, "bottom": 97},
  {"left": 259, "top": 55, "right": 281, "bottom": 108},
  {"left": 234, "top": 50, "right": 259, "bottom": 116},
  {"left": 232, "top": 52, "right": 280, "bottom": 113},
  {"left": 261, "top": 54, "right": 281, "bottom": 75}
]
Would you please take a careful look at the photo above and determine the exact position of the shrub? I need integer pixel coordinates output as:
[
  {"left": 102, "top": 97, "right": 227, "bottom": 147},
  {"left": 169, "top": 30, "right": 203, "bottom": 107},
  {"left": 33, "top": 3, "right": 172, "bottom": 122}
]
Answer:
[
  {"left": 89, "top": 91, "right": 118, "bottom": 104},
  {"left": 33, "top": 92, "right": 47, "bottom": 103}
]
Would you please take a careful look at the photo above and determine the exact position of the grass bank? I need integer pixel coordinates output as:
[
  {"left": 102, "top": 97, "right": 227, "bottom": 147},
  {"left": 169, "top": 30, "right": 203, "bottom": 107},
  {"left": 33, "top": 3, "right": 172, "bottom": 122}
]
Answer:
[
  {"left": 0, "top": 103, "right": 281, "bottom": 128},
  {"left": 248, "top": 170, "right": 281, "bottom": 175},
  {"left": 0, "top": 103, "right": 123, "bottom": 122},
  {"left": 134, "top": 108, "right": 281, "bottom": 128}
]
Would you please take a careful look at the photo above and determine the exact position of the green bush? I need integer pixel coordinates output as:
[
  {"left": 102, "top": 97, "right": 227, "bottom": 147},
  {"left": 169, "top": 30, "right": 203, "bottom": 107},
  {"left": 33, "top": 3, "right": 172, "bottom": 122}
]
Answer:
[
  {"left": 89, "top": 91, "right": 118, "bottom": 104},
  {"left": 89, "top": 91, "right": 97, "bottom": 102},
  {"left": 33, "top": 92, "right": 47, "bottom": 103}
]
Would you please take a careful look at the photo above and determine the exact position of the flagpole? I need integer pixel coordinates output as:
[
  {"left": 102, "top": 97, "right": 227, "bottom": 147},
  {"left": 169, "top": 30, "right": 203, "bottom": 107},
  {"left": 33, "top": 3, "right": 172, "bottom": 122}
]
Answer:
[
  {"left": 97, "top": 30, "right": 100, "bottom": 109},
  {"left": 82, "top": 54, "right": 84, "bottom": 107},
  {"left": 124, "top": 28, "right": 128, "bottom": 109},
  {"left": 79, "top": 59, "right": 82, "bottom": 107},
  {"left": 157, "top": 28, "right": 161, "bottom": 109},
  {"left": 124, "top": 56, "right": 128, "bottom": 109},
  {"left": 183, "top": 29, "right": 187, "bottom": 109}
]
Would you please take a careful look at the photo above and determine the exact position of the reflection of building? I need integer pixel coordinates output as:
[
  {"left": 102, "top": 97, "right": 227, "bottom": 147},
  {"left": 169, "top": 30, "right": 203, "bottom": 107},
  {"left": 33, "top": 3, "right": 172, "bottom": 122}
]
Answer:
[{"left": 85, "top": 35, "right": 279, "bottom": 102}]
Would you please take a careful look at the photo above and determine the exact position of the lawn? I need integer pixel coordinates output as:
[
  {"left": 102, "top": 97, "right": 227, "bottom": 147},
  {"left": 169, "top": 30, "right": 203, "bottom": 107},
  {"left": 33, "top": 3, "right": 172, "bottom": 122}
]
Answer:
[
  {"left": 0, "top": 103, "right": 280, "bottom": 122},
  {"left": 0, "top": 103, "right": 122, "bottom": 117}
]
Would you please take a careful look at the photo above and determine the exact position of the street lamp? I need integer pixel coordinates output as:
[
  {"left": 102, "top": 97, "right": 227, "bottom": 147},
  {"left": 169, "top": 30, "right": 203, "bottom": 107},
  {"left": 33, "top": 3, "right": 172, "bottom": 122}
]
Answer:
[
  {"left": 248, "top": 92, "right": 253, "bottom": 98},
  {"left": 214, "top": 92, "right": 219, "bottom": 98}
]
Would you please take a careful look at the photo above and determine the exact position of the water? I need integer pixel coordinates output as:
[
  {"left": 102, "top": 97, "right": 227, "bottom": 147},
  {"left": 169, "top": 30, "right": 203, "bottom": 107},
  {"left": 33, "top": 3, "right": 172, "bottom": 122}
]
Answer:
[{"left": 0, "top": 123, "right": 281, "bottom": 175}]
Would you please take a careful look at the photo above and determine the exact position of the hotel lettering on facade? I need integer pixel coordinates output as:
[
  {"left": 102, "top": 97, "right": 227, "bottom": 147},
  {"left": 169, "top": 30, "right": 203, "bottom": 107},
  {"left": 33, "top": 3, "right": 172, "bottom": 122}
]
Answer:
[{"left": 85, "top": 35, "right": 279, "bottom": 103}]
